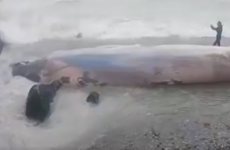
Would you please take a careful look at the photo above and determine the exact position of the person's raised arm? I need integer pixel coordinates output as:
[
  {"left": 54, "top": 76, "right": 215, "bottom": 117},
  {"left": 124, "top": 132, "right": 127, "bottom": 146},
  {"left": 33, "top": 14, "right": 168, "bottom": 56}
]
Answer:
[{"left": 211, "top": 25, "right": 217, "bottom": 31}]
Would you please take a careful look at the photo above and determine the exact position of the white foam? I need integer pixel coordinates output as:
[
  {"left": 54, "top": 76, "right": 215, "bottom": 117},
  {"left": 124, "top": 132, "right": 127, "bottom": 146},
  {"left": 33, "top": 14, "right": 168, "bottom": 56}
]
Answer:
[{"left": 0, "top": 0, "right": 230, "bottom": 44}]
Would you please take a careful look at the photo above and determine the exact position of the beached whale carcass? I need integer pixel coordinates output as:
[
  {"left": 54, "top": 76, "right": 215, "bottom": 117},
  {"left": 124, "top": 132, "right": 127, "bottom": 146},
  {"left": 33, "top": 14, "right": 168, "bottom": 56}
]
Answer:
[{"left": 10, "top": 45, "right": 230, "bottom": 87}]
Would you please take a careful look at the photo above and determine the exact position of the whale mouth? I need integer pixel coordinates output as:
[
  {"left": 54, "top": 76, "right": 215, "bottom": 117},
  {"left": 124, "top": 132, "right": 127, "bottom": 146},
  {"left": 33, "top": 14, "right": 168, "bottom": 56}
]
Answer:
[
  {"left": 10, "top": 59, "right": 47, "bottom": 82},
  {"left": 10, "top": 61, "right": 31, "bottom": 76},
  {"left": 10, "top": 61, "right": 30, "bottom": 68}
]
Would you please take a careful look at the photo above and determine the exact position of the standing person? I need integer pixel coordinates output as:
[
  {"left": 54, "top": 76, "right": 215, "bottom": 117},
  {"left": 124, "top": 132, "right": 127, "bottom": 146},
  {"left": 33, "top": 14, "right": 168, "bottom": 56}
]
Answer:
[{"left": 211, "top": 21, "right": 223, "bottom": 46}]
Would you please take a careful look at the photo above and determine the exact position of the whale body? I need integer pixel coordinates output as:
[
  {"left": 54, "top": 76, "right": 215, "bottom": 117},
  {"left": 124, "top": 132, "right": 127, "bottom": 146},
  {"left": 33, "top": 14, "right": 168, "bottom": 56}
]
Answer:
[{"left": 10, "top": 45, "right": 230, "bottom": 87}]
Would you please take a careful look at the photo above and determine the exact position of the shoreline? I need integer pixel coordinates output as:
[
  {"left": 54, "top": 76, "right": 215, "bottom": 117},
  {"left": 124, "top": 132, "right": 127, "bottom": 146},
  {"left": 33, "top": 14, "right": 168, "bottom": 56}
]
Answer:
[{"left": 5, "top": 36, "right": 230, "bottom": 59}]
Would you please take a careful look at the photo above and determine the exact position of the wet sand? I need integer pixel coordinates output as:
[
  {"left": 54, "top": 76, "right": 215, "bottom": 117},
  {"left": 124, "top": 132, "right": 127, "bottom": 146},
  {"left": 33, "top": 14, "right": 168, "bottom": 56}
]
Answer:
[{"left": 60, "top": 83, "right": 230, "bottom": 150}]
